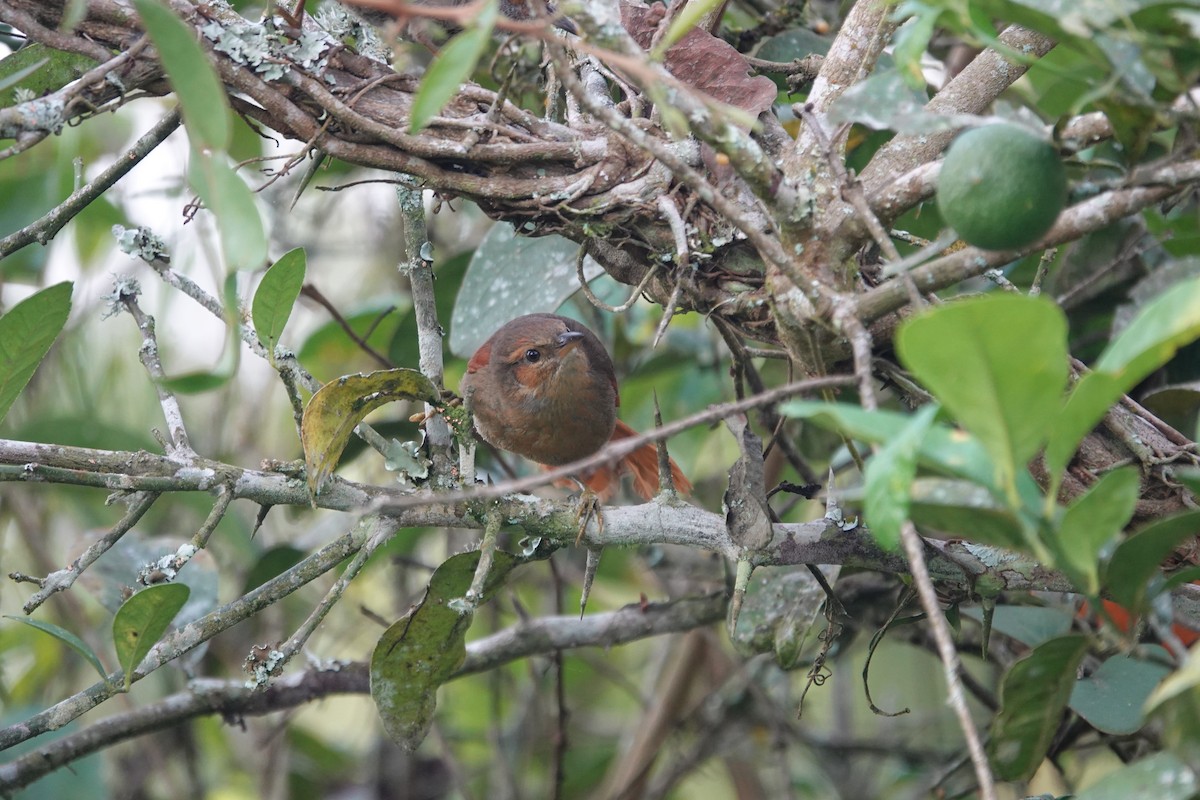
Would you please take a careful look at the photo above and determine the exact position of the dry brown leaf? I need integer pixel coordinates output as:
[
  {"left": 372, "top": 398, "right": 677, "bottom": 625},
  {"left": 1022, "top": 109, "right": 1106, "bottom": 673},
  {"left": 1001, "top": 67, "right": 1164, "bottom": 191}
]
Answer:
[{"left": 620, "top": 2, "right": 778, "bottom": 121}]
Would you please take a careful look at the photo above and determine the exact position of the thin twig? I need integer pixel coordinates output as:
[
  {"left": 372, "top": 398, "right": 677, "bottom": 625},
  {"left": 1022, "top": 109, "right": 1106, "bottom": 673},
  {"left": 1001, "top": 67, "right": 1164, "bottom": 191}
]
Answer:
[
  {"left": 542, "top": 37, "right": 806, "bottom": 286},
  {"left": 118, "top": 286, "right": 194, "bottom": 456},
  {"left": 652, "top": 195, "right": 690, "bottom": 347},
  {"left": 0, "top": 593, "right": 728, "bottom": 792},
  {"left": 136, "top": 486, "right": 236, "bottom": 584},
  {"left": 0, "top": 518, "right": 373, "bottom": 752},
  {"left": 1028, "top": 248, "right": 1056, "bottom": 297},
  {"left": 380, "top": 374, "right": 857, "bottom": 516},
  {"left": 267, "top": 515, "right": 399, "bottom": 678},
  {"left": 300, "top": 284, "right": 394, "bottom": 369},
  {"left": 575, "top": 244, "right": 658, "bottom": 313},
  {"left": 0, "top": 107, "right": 182, "bottom": 258},
  {"left": 898, "top": 521, "right": 996, "bottom": 800},
  {"left": 798, "top": 105, "right": 900, "bottom": 263},
  {"left": 17, "top": 492, "right": 159, "bottom": 614},
  {"left": 547, "top": 556, "right": 569, "bottom": 800},
  {"left": 398, "top": 185, "right": 455, "bottom": 471},
  {"left": 831, "top": 306, "right": 877, "bottom": 411},
  {"left": 744, "top": 54, "right": 824, "bottom": 78}
]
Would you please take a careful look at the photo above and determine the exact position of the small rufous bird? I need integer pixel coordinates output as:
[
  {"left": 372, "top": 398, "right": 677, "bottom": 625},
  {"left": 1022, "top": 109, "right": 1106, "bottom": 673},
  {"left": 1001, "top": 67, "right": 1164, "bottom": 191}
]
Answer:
[{"left": 460, "top": 313, "right": 690, "bottom": 501}]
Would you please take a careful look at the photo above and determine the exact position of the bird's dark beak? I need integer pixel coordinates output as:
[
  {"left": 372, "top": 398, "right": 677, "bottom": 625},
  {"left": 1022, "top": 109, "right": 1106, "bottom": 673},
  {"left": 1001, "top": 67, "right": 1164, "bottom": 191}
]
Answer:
[{"left": 555, "top": 330, "right": 585, "bottom": 353}]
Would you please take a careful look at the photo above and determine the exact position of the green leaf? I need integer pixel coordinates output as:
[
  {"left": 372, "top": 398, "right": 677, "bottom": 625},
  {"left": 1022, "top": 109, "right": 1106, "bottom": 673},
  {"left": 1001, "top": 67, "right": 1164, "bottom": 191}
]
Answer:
[
  {"left": 0, "top": 43, "right": 97, "bottom": 109},
  {"left": 448, "top": 224, "right": 604, "bottom": 358},
  {"left": 827, "top": 69, "right": 939, "bottom": 132},
  {"left": 1069, "top": 653, "right": 1170, "bottom": 735},
  {"left": 1073, "top": 752, "right": 1198, "bottom": 800},
  {"left": 907, "top": 478, "right": 1031, "bottom": 550},
  {"left": 1105, "top": 511, "right": 1200, "bottom": 612},
  {"left": 1044, "top": 371, "right": 1126, "bottom": 491},
  {"left": 132, "top": 0, "right": 230, "bottom": 151},
  {"left": 988, "top": 634, "right": 1090, "bottom": 781},
  {"left": 1147, "top": 638, "right": 1200, "bottom": 713},
  {"left": 158, "top": 370, "right": 234, "bottom": 394},
  {"left": 864, "top": 404, "right": 938, "bottom": 549},
  {"left": 62, "top": 0, "right": 89, "bottom": 30},
  {"left": 241, "top": 545, "right": 306, "bottom": 594},
  {"left": 112, "top": 582, "right": 190, "bottom": 691},
  {"left": 780, "top": 402, "right": 996, "bottom": 487},
  {"left": 896, "top": 294, "right": 1069, "bottom": 503},
  {"left": 301, "top": 368, "right": 440, "bottom": 497},
  {"left": 1176, "top": 468, "right": 1200, "bottom": 499},
  {"left": 370, "top": 550, "right": 522, "bottom": 751},
  {"left": 408, "top": 0, "right": 498, "bottom": 133},
  {"left": 0, "top": 281, "right": 72, "bottom": 426},
  {"left": 890, "top": 10, "right": 938, "bottom": 88},
  {"left": 961, "top": 605, "right": 1073, "bottom": 648},
  {"left": 187, "top": 149, "right": 267, "bottom": 270},
  {"left": 754, "top": 27, "right": 831, "bottom": 63},
  {"left": 252, "top": 248, "right": 306, "bottom": 358},
  {"left": 729, "top": 565, "right": 831, "bottom": 669},
  {"left": 4, "top": 615, "right": 108, "bottom": 682},
  {"left": 651, "top": 0, "right": 726, "bottom": 57},
  {"left": 1054, "top": 466, "right": 1140, "bottom": 594},
  {"left": 1097, "top": 274, "right": 1200, "bottom": 380},
  {"left": 1047, "top": 275, "right": 1200, "bottom": 489}
]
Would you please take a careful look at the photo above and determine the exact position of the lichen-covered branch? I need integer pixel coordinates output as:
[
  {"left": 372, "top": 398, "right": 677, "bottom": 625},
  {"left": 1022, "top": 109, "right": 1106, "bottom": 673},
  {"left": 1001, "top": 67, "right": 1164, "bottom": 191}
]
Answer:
[{"left": 0, "top": 593, "right": 727, "bottom": 792}]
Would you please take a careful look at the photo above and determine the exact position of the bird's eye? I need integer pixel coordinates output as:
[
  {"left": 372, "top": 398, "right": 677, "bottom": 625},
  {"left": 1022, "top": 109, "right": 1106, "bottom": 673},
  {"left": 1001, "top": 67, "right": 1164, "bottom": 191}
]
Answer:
[{"left": 524, "top": 349, "right": 541, "bottom": 363}]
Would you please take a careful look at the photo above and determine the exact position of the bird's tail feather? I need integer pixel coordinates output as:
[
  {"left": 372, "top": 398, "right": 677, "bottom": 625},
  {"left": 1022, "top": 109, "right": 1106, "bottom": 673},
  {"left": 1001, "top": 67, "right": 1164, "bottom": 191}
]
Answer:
[{"left": 576, "top": 419, "right": 691, "bottom": 501}]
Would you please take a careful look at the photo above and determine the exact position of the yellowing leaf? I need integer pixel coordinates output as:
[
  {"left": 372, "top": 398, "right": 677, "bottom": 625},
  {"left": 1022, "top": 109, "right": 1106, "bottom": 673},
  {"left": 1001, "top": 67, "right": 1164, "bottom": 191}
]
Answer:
[{"left": 301, "top": 368, "right": 439, "bottom": 498}]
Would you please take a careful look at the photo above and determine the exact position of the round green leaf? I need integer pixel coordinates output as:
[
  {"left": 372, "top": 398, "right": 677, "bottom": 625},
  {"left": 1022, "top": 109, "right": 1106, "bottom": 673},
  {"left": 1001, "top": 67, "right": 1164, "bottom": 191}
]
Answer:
[
  {"left": 1074, "top": 753, "right": 1198, "bottom": 800},
  {"left": 988, "top": 634, "right": 1090, "bottom": 781},
  {"left": 1096, "top": 274, "right": 1200, "bottom": 388},
  {"left": 1105, "top": 510, "right": 1200, "bottom": 612},
  {"left": 1069, "top": 653, "right": 1170, "bottom": 735},
  {"left": 112, "top": 582, "right": 190, "bottom": 690},
  {"left": 961, "top": 605, "right": 1073, "bottom": 648},
  {"left": 0, "top": 43, "right": 97, "bottom": 110},
  {"left": 448, "top": 224, "right": 604, "bottom": 359}
]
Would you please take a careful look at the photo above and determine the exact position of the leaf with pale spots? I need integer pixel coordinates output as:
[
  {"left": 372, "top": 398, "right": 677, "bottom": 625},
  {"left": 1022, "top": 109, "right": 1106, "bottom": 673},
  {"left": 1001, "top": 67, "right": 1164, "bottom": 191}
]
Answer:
[
  {"left": 449, "top": 224, "right": 604, "bottom": 359},
  {"left": 300, "top": 368, "right": 439, "bottom": 499},
  {"left": 370, "top": 550, "right": 523, "bottom": 751}
]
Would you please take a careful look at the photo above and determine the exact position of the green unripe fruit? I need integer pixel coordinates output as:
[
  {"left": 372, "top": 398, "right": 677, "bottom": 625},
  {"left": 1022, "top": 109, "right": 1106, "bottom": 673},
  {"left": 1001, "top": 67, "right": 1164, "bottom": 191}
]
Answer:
[{"left": 936, "top": 123, "right": 1067, "bottom": 251}]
